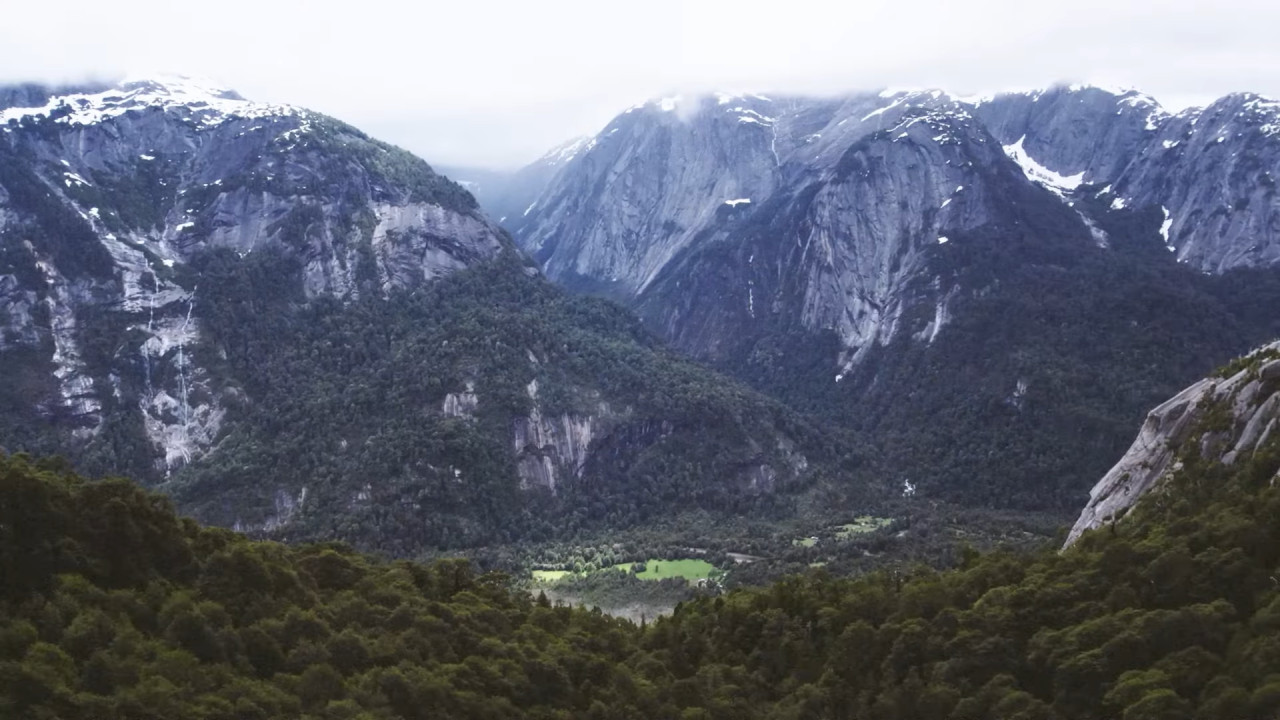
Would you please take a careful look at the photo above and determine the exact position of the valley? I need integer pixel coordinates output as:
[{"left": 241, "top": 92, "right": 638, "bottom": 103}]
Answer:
[
  {"left": 1, "top": 68, "right": 1280, "bottom": 717},
  {"left": 3, "top": 77, "right": 1279, "bottom": 588},
  {"left": 461, "top": 84, "right": 1280, "bottom": 517},
  {"left": 2, "top": 344, "right": 1279, "bottom": 717}
]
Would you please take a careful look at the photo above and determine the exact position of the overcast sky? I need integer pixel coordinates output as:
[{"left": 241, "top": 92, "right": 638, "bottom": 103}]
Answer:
[{"left": 4, "top": 0, "right": 1280, "bottom": 169}]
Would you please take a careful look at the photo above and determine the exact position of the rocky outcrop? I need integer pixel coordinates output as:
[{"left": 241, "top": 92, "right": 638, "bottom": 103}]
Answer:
[
  {"left": 442, "top": 367, "right": 810, "bottom": 500},
  {"left": 512, "top": 380, "right": 611, "bottom": 491},
  {"left": 1066, "top": 342, "right": 1280, "bottom": 546},
  {"left": 442, "top": 381, "right": 478, "bottom": 418},
  {"left": 0, "top": 76, "right": 507, "bottom": 474}
]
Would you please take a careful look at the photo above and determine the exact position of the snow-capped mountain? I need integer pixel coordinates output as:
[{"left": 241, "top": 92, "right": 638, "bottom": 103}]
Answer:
[
  {"left": 499, "top": 84, "right": 1280, "bottom": 511},
  {"left": 0, "top": 75, "right": 298, "bottom": 129},
  {"left": 0, "top": 76, "right": 846, "bottom": 551},
  {"left": 0, "top": 75, "right": 505, "bottom": 474},
  {"left": 971, "top": 85, "right": 1280, "bottom": 270},
  {"left": 510, "top": 84, "right": 1280, "bottom": 365}
]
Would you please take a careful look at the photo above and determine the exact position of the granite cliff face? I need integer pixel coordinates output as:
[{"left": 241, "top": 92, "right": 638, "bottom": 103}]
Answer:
[
  {"left": 973, "top": 86, "right": 1280, "bottom": 272},
  {"left": 1066, "top": 342, "right": 1280, "bottom": 546},
  {"left": 510, "top": 86, "right": 1280, "bottom": 366},
  {"left": 496, "top": 85, "right": 1280, "bottom": 512},
  {"left": 511, "top": 92, "right": 1009, "bottom": 364},
  {"left": 0, "top": 76, "right": 506, "bottom": 474}
]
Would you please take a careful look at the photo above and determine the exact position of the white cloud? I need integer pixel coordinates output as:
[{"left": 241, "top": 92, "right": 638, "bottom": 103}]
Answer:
[{"left": 2, "top": 0, "right": 1279, "bottom": 168}]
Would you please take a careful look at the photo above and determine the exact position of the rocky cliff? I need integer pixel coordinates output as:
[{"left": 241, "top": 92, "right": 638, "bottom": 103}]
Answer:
[
  {"left": 0, "top": 76, "right": 505, "bottom": 475},
  {"left": 974, "top": 86, "right": 1280, "bottom": 272},
  {"left": 1067, "top": 342, "right": 1280, "bottom": 546},
  {"left": 500, "top": 85, "right": 1280, "bottom": 512},
  {"left": 511, "top": 85, "right": 1280, "bottom": 365},
  {"left": 0, "top": 77, "right": 850, "bottom": 552}
]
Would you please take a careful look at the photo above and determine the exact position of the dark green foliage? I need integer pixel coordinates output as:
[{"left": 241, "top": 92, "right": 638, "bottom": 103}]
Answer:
[
  {"left": 0, "top": 345, "right": 64, "bottom": 459},
  {"left": 291, "top": 114, "right": 478, "bottom": 212},
  {"left": 685, "top": 188, "right": 1280, "bottom": 514},
  {"left": 3, "top": 393, "right": 1280, "bottom": 719},
  {"left": 634, "top": 410, "right": 1280, "bottom": 719},
  {"left": 170, "top": 250, "right": 855, "bottom": 555},
  {"left": 0, "top": 454, "right": 659, "bottom": 719}
]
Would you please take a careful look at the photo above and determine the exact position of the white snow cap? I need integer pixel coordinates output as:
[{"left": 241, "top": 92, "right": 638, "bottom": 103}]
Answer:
[{"left": 0, "top": 74, "right": 303, "bottom": 130}]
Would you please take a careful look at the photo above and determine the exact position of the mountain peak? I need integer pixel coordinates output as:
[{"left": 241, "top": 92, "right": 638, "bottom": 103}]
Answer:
[
  {"left": 118, "top": 73, "right": 246, "bottom": 102},
  {"left": 0, "top": 74, "right": 299, "bottom": 131}
]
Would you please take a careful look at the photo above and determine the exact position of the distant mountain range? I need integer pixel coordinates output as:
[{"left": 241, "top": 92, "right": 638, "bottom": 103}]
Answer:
[
  {"left": 0, "top": 77, "right": 859, "bottom": 553},
  {"left": 452, "top": 84, "right": 1280, "bottom": 510},
  {"left": 4, "top": 77, "right": 1279, "bottom": 720},
  {"left": 3, "top": 75, "right": 1279, "bottom": 550}
]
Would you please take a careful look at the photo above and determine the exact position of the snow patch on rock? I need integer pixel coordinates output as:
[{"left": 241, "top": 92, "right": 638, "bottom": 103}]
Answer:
[{"left": 1002, "top": 135, "right": 1085, "bottom": 195}]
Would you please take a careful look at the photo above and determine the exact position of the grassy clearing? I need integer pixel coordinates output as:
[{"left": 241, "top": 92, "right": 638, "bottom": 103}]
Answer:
[
  {"left": 631, "top": 558, "right": 719, "bottom": 581},
  {"left": 792, "top": 537, "right": 818, "bottom": 548},
  {"left": 532, "top": 558, "right": 720, "bottom": 585},
  {"left": 835, "top": 516, "right": 893, "bottom": 539},
  {"left": 602, "top": 558, "right": 720, "bottom": 582}
]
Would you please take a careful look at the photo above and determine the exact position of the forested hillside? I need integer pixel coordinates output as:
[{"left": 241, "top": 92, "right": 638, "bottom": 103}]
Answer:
[
  {"left": 0, "top": 78, "right": 866, "bottom": 555},
  {"left": 505, "top": 86, "right": 1280, "bottom": 516},
  {"left": 3, "top": 348, "right": 1279, "bottom": 718},
  {"left": 706, "top": 198, "right": 1280, "bottom": 511},
  {"left": 167, "top": 250, "right": 862, "bottom": 554}
]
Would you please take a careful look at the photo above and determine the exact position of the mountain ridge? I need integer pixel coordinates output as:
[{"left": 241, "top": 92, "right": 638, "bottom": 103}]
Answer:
[
  {"left": 0, "top": 76, "right": 869, "bottom": 553},
  {"left": 0, "top": 75, "right": 500, "bottom": 478},
  {"left": 484, "top": 81, "right": 1280, "bottom": 512}
]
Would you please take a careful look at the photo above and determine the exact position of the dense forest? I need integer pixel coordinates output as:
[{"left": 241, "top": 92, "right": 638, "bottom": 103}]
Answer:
[
  {"left": 3, "top": 363, "right": 1279, "bottom": 719},
  {"left": 673, "top": 187, "right": 1280, "bottom": 513},
  {"left": 167, "top": 250, "right": 863, "bottom": 555}
]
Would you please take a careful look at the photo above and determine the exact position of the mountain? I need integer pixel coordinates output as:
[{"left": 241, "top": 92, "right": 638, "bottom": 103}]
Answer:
[
  {"left": 0, "top": 75, "right": 499, "bottom": 474},
  {"left": 504, "top": 85, "right": 1280, "bottom": 511},
  {"left": 515, "top": 86, "right": 1280, "bottom": 304},
  {"left": 973, "top": 86, "right": 1280, "bottom": 271},
  {"left": 168, "top": 253, "right": 857, "bottom": 554},
  {"left": 5, "top": 341, "right": 1280, "bottom": 718},
  {"left": 0, "top": 77, "right": 862, "bottom": 553}
]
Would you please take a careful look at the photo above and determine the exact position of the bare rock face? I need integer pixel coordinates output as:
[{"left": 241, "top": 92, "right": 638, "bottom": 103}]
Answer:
[
  {"left": 1066, "top": 342, "right": 1280, "bottom": 546},
  {"left": 442, "top": 381, "right": 479, "bottom": 418},
  {"left": 508, "top": 85, "right": 1280, "bottom": 369},
  {"left": 512, "top": 91, "right": 1033, "bottom": 364},
  {"left": 974, "top": 87, "right": 1280, "bottom": 272},
  {"left": 0, "top": 76, "right": 506, "bottom": 473},
  {"left": 512, "top": 380, "right": 614, "bottom": 492}
]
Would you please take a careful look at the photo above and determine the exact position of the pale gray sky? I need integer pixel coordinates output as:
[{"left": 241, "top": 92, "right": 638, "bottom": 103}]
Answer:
[{"left": 4, "top": 0, "right": 1279, "bottom": 169}]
